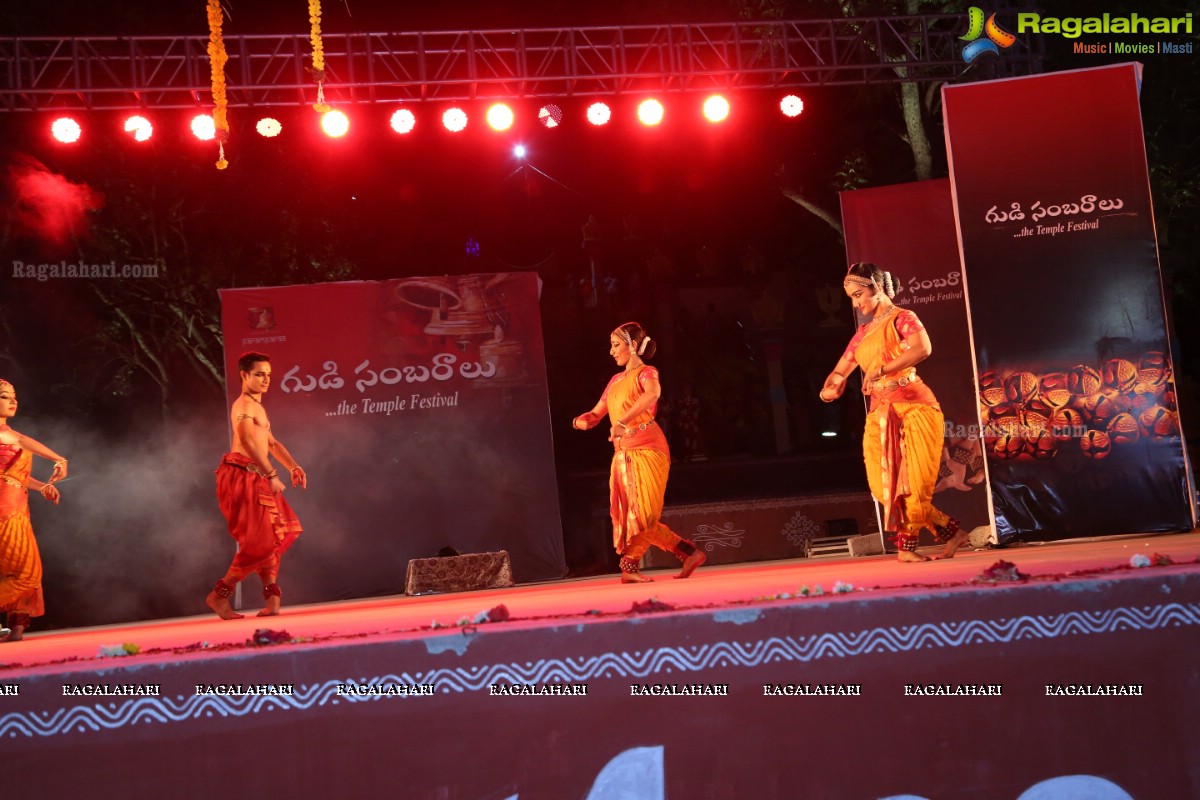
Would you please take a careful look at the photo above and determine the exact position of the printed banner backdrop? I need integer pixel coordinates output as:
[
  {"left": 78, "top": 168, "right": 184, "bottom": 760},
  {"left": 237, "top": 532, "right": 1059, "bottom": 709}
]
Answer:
[
  {"left": 943, "top": 63, "right": 1195, "bottom": 542},
  {"left": 840, "top": 179, "right": 991, "bottom": 537},
  {"left": 218, "top": 272, "right": 566, "bottom": 601}
]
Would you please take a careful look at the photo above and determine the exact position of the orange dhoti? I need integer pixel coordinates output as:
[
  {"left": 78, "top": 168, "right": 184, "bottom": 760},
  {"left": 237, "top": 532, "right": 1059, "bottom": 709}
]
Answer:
[
  {"left": 0, "top": 446, "right": 44, "bottom": 628},
  {"left": 215, "top": 452, "right": 303, "bottom": 581},
  {"left": 610, "top": 430, "right": 684, "bottom": 561},
  {"left": 862, "top": 385, "right": 956, "bottom": 549}
]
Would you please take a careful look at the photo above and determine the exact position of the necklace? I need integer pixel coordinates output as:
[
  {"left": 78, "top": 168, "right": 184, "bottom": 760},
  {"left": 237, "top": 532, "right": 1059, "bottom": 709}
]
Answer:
[
  {"left": 242, "top": 392, "right": 262, "bottom": 404},
  {"left": 865, "top": 304, "right": 898, "bottom": 330}
]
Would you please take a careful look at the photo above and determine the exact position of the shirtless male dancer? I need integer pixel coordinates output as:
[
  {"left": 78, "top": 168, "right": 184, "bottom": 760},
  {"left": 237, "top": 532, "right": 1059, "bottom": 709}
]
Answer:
[{"left": 206, "top": 352, "right": 307, "bottom": 619}]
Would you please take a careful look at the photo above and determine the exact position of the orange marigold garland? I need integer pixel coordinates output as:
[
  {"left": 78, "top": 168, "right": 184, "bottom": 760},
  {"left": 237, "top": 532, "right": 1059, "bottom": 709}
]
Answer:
[
  {"left": 309, "top": 0, "right": 330, "bottom": 112},
  {"left": 206, "top": 0, "right": 230, "bottom": 168}
]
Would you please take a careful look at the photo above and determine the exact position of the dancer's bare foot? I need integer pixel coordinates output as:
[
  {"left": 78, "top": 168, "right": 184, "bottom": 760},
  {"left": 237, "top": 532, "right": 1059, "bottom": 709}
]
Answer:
[
  {"left": 257, "top": 595, "right": 281, "bottom": 617},
  {"left": 674, "top": 550, "right": 706, "bottom": 579},
  {"left": 933, "top": 529, "right": 971, "bottom": 560},
  {"left": 621, "top": 572, "right": 654, "bottom": 583},
  {"left": 206, "top": 591, "right": 245, "bottom": 620},
  {"left": 0, "top": 625, "right": 24, "bottom": 642},
  {"left": 897, "top": 550, "right": 931, "bottom": 563}
]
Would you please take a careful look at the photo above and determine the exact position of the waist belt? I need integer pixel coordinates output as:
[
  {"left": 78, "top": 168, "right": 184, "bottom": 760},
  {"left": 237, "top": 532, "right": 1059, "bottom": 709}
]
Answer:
[{"left": 873, "top": 375, "right": 921, "bottom": 394}]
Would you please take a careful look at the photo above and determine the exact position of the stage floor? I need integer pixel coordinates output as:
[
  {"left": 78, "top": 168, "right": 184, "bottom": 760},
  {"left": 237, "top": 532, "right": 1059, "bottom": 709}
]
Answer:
[{"left": 5, "top": 530, "right": 1197, "bottom": 676}]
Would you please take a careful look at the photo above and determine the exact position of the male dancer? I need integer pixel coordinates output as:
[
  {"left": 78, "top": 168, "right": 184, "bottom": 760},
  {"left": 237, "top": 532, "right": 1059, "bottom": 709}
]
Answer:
[{"left": 207, "top": 352, "right": 307, "bottom": 619}]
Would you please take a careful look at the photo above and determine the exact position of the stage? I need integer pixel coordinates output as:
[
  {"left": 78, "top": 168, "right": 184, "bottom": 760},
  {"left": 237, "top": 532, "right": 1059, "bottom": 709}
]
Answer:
[{"left": 4, "top": 532, "right": 1199, "bottom": 799}]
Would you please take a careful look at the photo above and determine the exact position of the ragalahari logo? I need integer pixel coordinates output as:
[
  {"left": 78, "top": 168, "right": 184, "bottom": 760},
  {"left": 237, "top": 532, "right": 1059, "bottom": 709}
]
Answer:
[{"left": 960, "top": 7, "right": 1017, "bottom": 62}]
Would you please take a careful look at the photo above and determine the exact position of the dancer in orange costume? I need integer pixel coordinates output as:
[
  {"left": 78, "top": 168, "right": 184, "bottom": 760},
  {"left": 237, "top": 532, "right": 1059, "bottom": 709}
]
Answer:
[
  {"left": 820, "top": 263, "right": 969, "bottom": 561},
  {"left": 0, "top": 379, "right": 67, "bottom": 642},
  {"left": 208, "top": 352, "right": 307, "bottom": 619},
  {"left": 573, "top": 322, "right": 705, "bottom": 583}
]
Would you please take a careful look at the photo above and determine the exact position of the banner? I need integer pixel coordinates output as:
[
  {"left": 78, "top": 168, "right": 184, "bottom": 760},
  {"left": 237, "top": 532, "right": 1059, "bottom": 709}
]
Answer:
[
  {"left": 943, "top": 63, "right": 1195, "bottom": 541},
  {"left": 218, "top": 273, "right": 566, "bottom": 601},
  {"left": 840, "top": 179, "right": 991, "bottom": 537}
]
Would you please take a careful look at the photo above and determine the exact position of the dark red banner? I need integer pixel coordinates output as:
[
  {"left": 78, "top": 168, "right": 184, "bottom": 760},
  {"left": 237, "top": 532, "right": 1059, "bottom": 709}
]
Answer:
[
  {"left": 218, "top": 273, "right": 566, "bottom": 600},
  {"left": 943, "top": 63, "right": 1195, "bottom": 541},
  {"left": 840, "top": 179, "right": 991, "bottom": 539}
]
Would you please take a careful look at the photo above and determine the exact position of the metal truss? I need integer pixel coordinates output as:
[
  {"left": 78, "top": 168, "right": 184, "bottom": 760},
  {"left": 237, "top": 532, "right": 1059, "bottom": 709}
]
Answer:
[{"left": 0, "top": 15, "right": 1043, "bottom": 112}]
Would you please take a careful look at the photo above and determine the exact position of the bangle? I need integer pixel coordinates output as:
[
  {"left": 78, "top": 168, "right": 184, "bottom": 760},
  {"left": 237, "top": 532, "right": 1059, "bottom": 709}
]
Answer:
[
  {"left": 265, "top": 470, "right": 279, "bottom": 480},
  {"left": 291, "top": 465, "right": 303, "bottom": 472},
  {"left": 54, "top": 458, "right": 68, "bottom": 466},
  {"left": 618, "top": 420, "right": 631, "bottom": 430}
]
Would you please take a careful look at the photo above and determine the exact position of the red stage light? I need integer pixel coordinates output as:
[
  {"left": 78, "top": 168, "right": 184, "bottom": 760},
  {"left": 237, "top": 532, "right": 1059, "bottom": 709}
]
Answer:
[
  {"left": 123, "top": 115, "right": 153, "bottom": 141},
  {"left": 443, "top": 107, "right": 468, "bottom": 133},
  {"left": 486, "top": 103, "right": 514, "bottom": 132},
  {"left": 637, "top": 99, "right": 665, "bottom": 126},
  {"left": 51, "top": 117, "right": 82, "bottom": 143},
  {"left": 321, "top": 110, "right": 350, "bottom": 137},
  {"left": 191, "top": 114, "right": 217, "bottom": 140},
  {"left": 390, "top": 108, "right": 416, "bottom": 134},
  {"left": 586, "top": 102, "right": 611, "bottom": 126},
  {"left": 780, "top": 95, "right": 805, "bottom": 117},
  {"left": 702, "top": 95, "right": 730, "bottom": 123},
  {"left": 538, "top": 104, "right": 563, "bottom": 128},
  {"left": 257, "top": 118, "right": 282, "bottom": 137}
]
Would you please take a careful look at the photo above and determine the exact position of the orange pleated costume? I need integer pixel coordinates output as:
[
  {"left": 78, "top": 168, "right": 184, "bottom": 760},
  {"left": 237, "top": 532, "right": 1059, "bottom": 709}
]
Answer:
[
  {"left": 845, "top": 308, "right": 954, "bottom": 549},
  {"left": 601, "top": 365, "right": 685, "bottom": 561},
  {"left": 0, "top": 445, "right": 44, "bottom": 623},
  {"left": 215, "top": 452, "right": 303, "bottom": 581}
]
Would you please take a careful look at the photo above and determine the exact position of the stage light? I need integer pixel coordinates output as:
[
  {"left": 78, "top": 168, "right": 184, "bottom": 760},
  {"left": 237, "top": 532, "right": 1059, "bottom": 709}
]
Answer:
[
  {"left": 486, "top": 103, "right": 515, "bottom": 132},
  {"left": 702, "top": 95, "right": 730, "bottom": 123},
  {"left": 514, "top": 144, "right": 527, "bottom": 158},
  {"left": 821, "top": 431, "right": 838, "bottom": 437},
  {"left": 51, "top": 117, "right": 82, "bottom": 143},
  {"left": 443, "top": 107, "right": 468, "bottom": 133},
  {"left": 538, "top": 104, "right": 563, "bottom": 128},
  {"left": 123, "top": 115, "right": 153, "bottom": 141},
  {"left": 637, "top": 99, "right": 665, "bottom": 126},
  {"left": 256, "top": 118, "right": 282, "bottom": 137},
  {"left": 390, "top": 108, "right": 416, "bottom": 134},
  {"left": 321, "top": 110, "right": 350, "bottom": 137},
  {"left": 780, "top": 95, "right": 805, "bottom": 117},
  {"left": 586, "top": 102, "right": 611, "bottom": 126},
  {"left": 191, "top": 114, "right": 216, "bottom": 140}
]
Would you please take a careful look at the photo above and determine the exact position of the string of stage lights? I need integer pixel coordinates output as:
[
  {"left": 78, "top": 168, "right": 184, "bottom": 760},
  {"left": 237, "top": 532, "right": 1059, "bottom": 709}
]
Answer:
[{"left": 46, "top": 94, "right": 806, "bottom": 145}]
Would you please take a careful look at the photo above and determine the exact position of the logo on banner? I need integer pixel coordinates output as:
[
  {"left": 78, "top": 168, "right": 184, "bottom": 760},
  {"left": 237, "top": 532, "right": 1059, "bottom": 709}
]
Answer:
[
  {"left": 246, "top": 307, "right": 276, "bottom": 331},
  {"left": 242, "top": 306, "right": 288, "bottom": 346},
  {"left": 960, "top": 7, "right": 1016, "bottom": 63}
]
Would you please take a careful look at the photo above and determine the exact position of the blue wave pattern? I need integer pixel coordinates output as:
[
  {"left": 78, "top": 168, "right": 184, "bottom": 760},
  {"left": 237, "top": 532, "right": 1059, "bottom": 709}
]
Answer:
[{"left": 3, "top": 601, "right": 1197, "bottom": 739}]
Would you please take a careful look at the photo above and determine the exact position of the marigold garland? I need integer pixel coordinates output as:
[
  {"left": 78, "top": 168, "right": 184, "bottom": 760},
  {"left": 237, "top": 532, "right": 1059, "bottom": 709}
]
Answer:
[
  {"left": 309, "top": 0, "right": 330, "bottom": 112},
  {"left": 206, "top": 0, "right": 230, "bottom": 169}
]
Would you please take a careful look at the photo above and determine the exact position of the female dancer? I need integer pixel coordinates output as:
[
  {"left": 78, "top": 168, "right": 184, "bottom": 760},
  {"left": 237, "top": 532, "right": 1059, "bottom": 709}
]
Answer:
[
  {"left": 574, "top": 322, "right": 705, "bottom": 583},
  {"left": 820, "top": 263, "right": 968, "bottom": 561},
  {"left": 0, "top": 379, "right": 67, "bottom": 642}
]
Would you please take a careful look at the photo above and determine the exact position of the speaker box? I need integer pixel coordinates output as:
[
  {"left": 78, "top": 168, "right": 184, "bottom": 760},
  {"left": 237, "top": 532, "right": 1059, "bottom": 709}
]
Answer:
[
  {"left": 405, "top": 550, "right": 514, "bottom": 596},
  {"left": 643, "top": 492, "right": 876, "bottom": 569}
]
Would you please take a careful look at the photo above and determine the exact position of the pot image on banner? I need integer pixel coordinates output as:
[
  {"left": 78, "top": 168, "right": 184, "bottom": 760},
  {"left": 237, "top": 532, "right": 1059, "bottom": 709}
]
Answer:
[
  {"left": 943, "top": 62, "right": 1196, "bottom": 543},
  {"left": 840, "top": 179, "right": 991, "bottom": 545},
  {"left": 219, "top": 272, "right": 566, "bottom": 603}
]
